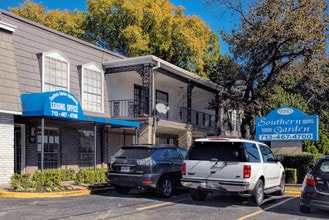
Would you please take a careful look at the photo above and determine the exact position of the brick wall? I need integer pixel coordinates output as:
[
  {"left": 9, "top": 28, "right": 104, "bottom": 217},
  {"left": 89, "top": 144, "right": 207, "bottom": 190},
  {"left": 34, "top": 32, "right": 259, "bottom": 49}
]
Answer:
[
  {"left": 61, "top": 127, "right": 79, "bottom": 172},
  {"left": 107, "top": 129, "right": 134, "bottom": 158},
  {"left": 0, "top": 114, "right": 14, "bottom": 184},
  {"left": 138, "top": 118, "right": 153, "bottom": 144}
]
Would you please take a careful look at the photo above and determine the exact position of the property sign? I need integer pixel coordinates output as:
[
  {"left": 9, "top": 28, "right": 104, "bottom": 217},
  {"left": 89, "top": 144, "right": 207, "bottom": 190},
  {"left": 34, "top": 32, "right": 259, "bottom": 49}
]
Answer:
[
  {"left": 256, "top": 107, "right": 318, "bottom": 141},
  {"left": 44, "top": 90, "right": 83, "bottom": 120}
]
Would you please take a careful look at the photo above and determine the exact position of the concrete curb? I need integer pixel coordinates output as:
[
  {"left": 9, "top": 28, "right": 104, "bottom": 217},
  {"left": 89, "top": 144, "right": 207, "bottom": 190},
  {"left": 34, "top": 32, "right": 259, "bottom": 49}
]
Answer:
[
  {"left": 0, "top": 189, "right": 91, "bottom": 198},
  {"left": 284, "top": 191, "right": 301, "bottom": 196}
]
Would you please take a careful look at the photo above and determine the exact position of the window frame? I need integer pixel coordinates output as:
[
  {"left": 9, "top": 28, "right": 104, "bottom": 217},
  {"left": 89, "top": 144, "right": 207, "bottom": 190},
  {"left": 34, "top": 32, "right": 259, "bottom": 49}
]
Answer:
[
  {"left": 78, "top": 130, "right": 95, "bottom": 168},
  {"left": 81, "top": 63, "right": 104, "bottom": 113},
  {"left": 42, "top": 50, "right": 70, "bottom": 92},
  {"left": 37, "top": 127, "right": 60, "bottom": 170}
]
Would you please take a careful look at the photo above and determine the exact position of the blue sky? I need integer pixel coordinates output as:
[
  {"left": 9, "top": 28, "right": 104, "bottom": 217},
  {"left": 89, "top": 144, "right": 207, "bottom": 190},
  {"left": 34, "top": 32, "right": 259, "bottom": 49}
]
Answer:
[{"left": 0, "top": 0, "right": 236, "bottom": 54}]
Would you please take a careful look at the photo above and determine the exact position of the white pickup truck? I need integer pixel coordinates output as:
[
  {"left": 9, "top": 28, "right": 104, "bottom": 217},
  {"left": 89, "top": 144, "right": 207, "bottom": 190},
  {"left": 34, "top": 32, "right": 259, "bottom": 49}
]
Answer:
[{"left": 181, "top": 138, "right": 285, "bottom": 206}]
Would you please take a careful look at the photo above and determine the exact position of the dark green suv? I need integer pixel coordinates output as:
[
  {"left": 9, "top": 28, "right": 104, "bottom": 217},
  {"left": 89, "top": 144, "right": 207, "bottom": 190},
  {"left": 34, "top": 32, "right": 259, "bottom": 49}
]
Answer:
[{"left": 106, "top": 144, "right": 187, "bottom": 198}]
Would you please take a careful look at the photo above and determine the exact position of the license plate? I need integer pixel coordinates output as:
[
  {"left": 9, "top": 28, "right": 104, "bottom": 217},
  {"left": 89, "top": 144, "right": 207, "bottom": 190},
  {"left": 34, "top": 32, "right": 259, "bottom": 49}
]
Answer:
[
  {"left": 206, "top": 181, "right": 221, "bottom": 188},
  {"left": 120, "top": 166, "right": 130, "bottom": 172}
]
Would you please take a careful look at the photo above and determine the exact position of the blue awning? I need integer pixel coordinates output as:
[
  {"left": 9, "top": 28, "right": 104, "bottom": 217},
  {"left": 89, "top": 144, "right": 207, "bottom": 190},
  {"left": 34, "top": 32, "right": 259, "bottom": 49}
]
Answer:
[{"left": 21, "top": 90, "right": 140, "bottom": 128}]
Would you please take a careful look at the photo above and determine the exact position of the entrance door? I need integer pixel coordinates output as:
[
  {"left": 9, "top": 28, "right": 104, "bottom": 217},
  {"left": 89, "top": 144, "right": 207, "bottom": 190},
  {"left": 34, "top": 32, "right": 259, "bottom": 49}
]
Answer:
[
  {"left": 38, "top": 128, "right": 60, "bottom": 170},
  {"left": 134, "top": 84, "right": 149, "bottom": 116},
  {"left": 14, "top": 125, "right": 25, "bottom": 174}
]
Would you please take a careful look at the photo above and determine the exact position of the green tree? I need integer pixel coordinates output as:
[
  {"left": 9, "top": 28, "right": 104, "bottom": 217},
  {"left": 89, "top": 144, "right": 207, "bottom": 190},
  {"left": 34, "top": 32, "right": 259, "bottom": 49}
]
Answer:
[
  {"left": 10, "top": 0, "right": 46, "bottom": 23},
  {"left": 208, "top": 0, "right": 328, "bottom": 138},
  {"left": 82, "top": 0, "right": 219, "bottom": 76},
  {"left": 10, "top": 0, "right": 85, "bottom": 38},
  {"left": 12, "top": 0, "right": 220, "bottom": 77},
  {"left": 44, "top": 9, "right": 85, "bottom": 38}
]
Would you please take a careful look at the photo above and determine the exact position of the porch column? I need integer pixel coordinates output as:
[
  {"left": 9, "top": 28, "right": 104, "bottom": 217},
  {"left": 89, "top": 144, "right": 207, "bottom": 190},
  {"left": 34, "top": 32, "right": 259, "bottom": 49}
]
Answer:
[
  {"left": 138, "top": 118, "right": 153, "bottom": 144},
  {"left": 178, "top": 130, "right": 192, "bottom": 149},
  {"left": 215, "top": 93, "right": 220, "bottom": 135},
  {"left": 187, "top": 82, "right": 194, "bottom": 124}
]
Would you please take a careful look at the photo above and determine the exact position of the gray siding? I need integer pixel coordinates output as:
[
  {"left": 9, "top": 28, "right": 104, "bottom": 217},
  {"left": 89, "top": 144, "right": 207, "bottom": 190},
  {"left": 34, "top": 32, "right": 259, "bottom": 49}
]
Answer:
[
  {"left": 0, "top": 23, "right": 22, "bottom": 114},
  {"left": 0, "top": 10, "right": 123, "bottom": 118}
]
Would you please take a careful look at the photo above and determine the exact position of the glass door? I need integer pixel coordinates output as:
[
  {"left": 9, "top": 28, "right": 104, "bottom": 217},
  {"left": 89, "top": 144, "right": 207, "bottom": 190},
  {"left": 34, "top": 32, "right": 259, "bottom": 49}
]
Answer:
[{"left": 14, "top": 124, "right": 25, "bottom": 174}]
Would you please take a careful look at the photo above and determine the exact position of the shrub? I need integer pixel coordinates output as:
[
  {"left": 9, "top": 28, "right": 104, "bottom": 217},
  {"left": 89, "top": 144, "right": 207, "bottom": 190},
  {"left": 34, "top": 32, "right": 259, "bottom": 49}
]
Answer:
[
  {"left": 75, "top": 168, "right": 107, "bottom": 185},
  {"left": 277, "top": 154, "right": 317, "bottom": 183},
  {"left": 10, "top": 169, "right": 76, "bottom": 192},
  {"left": 32, "top": 169, "right": 62, "bottom": 187},
  {"left": 285, "top": 168, "right": 297, "bottom": 184},
  {"left": 59, "top": 168, "right": 75, "bottom": 181},
  {"left": 10, "top": 173, "right": 34, "bottom": 191}
]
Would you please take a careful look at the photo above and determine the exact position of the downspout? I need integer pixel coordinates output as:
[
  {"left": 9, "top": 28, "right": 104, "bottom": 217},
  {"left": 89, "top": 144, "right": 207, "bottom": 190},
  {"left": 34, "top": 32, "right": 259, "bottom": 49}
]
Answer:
[{"left": 151, "top": 61, "right": 161, "bottom": 144}]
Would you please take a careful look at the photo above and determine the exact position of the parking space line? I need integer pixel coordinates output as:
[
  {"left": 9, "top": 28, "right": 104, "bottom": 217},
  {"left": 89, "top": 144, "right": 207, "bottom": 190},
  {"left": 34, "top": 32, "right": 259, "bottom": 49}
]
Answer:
[
  {"left": 135, "top": 198, "right": 190, "bottom": 211},
  {"left": 136, "top": 202, "right": 173, "bottom": 211},
  {"left": 236, "top": 196, "right": 298, "bottom": 220}
]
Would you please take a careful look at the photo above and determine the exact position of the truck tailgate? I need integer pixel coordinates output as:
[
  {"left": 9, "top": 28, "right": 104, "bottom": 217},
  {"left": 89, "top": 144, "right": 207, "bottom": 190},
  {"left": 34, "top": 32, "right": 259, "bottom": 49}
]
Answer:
[{"left": 184, "top": 160, "right": 245, "bottom": 181}]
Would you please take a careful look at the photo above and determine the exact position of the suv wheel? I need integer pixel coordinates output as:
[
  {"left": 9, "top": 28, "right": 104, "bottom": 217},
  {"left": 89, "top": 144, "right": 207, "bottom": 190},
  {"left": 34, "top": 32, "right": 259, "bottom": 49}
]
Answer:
[
  {"left": 156, "top": 176, "right": 173, "bottom": 198},
  {"left": 273, "top": 173, "right": 285, "bottom": 195},
  {"left": 114, "top": 186, "right": 131, "bottom": 195},
  {"left": 190, "top": 189, "right": 208, "bottom": 201},
  {"left": 249, "top": 179, "right": 264, "bottom": 206},
  {"left": 299, "top": 204, "right": 310, "bottom": 213}
]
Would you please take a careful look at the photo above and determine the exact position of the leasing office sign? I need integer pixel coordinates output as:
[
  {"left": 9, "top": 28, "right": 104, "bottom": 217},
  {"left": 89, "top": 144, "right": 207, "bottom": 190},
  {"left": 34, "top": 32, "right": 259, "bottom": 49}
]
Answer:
[
  {"left": 256, "top": 107, "right": 318, "bottom": 141},
  {"left": 45, "top": 90, "right": 83, "bottom": 119}
]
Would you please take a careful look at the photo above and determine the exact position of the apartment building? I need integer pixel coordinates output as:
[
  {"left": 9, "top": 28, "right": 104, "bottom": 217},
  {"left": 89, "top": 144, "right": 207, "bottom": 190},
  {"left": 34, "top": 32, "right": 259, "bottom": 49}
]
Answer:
[{"left": 0, "top": 10, "right": 242, "bottom": 184}]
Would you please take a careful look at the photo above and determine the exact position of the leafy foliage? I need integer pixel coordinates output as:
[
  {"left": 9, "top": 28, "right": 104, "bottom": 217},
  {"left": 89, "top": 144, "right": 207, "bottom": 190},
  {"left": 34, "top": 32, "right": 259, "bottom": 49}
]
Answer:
[
  {"left": 82, "top": 0, "right": 219, "bottom": 76},
  {"left": 75, "top": 168, "right": 107, "bottom": 185},
  {"left": 10, "top": 0, "right": 85, "bottom": 38},
  {"left": 208, "top": 0, "right": 329, "bottom": 140},
  {"left": 10, "top": 0, "right": 220, "bottom": 76}
]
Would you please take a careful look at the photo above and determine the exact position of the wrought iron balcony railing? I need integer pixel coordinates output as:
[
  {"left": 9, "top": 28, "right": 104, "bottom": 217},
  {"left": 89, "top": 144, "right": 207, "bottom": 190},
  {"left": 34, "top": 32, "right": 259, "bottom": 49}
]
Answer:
[{"left": 109, "top": 99, "right": 216, "bottom": 129}]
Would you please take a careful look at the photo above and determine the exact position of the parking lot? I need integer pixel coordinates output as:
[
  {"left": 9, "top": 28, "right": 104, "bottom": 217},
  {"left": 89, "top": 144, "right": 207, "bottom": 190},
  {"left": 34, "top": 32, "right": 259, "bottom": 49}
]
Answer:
[{"left": 0, "top": 189, "right": 328, "bottom": 220}]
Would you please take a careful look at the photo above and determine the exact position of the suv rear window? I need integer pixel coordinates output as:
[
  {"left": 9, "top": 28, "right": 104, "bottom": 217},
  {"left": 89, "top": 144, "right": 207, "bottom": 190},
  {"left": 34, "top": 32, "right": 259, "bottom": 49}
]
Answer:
[
  {"left": 115, "top": 147, "right": 155, "bottom": 159},
  {"left": 186, "top": 142, "right": 246, "bottom": 162}
]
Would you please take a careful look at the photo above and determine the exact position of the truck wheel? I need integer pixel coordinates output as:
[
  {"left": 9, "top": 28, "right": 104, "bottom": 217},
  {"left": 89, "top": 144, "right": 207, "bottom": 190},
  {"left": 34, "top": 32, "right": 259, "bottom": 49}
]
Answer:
[
  {"left": 273, "top": 173, "right": 285, "bottom": 195},
  {"left": 249, "top": 179, "right": 264, "bottom": 206},
  {"left": 114, "top": 186, "right": 131, "bottom": 195},
  {"left": 190, "top": 189, "right": 208, "bottom": 201},
  {"left": 299, "top": 204, "right": 310, "bottom": 213},
  {"left": 156, "top": 176, "right": 173, "bottom": 198}
]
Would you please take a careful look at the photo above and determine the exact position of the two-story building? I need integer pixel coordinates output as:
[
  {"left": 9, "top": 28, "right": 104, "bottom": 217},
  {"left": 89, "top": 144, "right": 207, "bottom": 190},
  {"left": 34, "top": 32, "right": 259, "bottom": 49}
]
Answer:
[{"left": 0, "top": 10, "right": 242, "bottom": 185}]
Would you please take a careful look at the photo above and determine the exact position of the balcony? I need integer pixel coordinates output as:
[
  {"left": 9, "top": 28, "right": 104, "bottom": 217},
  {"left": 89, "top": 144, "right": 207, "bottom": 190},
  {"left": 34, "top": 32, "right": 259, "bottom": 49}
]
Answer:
[{"left": 109, "top": 99, "right": 216, "bottom": 130}]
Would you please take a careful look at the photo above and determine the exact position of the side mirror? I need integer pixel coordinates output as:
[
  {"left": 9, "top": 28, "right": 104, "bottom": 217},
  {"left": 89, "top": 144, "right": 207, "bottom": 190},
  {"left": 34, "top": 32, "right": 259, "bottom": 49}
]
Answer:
[{"left": 277, "top": 156, "right": 284, "bottom": 162}]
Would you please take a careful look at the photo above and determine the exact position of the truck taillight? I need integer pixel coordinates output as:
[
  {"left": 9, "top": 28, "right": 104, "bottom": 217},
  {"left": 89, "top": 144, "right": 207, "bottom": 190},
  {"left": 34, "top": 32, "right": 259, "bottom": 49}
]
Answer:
[
  {"left": 243, "top": 165, "right": 251, "bottom": 178},
  {"left": 181, "top": 162, "right": 186, "bottom": 175}
]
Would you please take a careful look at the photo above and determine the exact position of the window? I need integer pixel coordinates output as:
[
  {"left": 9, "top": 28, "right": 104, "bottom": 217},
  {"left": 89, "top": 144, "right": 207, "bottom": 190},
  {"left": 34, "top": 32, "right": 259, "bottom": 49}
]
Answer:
[
  {"left": 78, "top": 130, "right": 95, "bottom": 168},
  {"left": 245, "top": 143, "right": 261, "bottom": 163},
  {"left": 134, "top": 84, "right": 149, "bottom": 116},
  {"left": 188, "top": 142, "right": 246, "bottom": 162},
  {"left": 42, "top": 51, "right": 69, "bottom": 92},
  {"left": 156, "top": 90, "right": 169, "bottom": 120},
  {"left": 37, "top": 128, "right": 60, "bottom": 170},
  {"left": 260, "top": 145, "right": 276, "bottom": 163},
  {"left": 82, "top": 63, "right": 104, "bottom": 112}
]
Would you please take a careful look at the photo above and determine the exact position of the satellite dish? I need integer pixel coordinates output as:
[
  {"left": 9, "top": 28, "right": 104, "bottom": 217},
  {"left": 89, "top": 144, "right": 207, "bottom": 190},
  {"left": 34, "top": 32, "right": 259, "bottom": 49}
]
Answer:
[{"left": 156, "top": 103, "right": 170, "bottom": 114}]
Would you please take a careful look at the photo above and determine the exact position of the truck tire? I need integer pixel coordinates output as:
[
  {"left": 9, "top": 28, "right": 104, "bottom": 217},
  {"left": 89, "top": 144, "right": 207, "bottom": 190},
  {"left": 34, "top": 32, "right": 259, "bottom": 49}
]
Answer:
[
  {"left": 249, "top": 179, "right": 264, "bottom": 206},
  {"left": 190, "top": 189, "right": 208, "bottom": 201}
]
